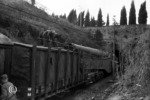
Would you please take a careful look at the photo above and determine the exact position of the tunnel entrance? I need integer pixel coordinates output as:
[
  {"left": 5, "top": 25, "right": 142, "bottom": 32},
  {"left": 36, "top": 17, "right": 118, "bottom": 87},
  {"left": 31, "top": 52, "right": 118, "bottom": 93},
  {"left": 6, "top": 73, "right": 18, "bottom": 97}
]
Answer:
[{"left": 114, "top": 43, "right": 125, "bottom": 76}]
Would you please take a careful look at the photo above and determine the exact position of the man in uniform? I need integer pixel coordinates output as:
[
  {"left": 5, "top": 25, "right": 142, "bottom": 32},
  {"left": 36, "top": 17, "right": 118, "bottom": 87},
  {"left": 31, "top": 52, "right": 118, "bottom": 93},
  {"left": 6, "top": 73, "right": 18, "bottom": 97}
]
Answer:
[
  {"left": 41, "top": 29, "right": 57, "bottom": 46},
  {"left": 0, "top": 74, "right": 17, "bottom": 100},
  {"left": 41, "top": 29, "right": 63, "bottom": 47}
]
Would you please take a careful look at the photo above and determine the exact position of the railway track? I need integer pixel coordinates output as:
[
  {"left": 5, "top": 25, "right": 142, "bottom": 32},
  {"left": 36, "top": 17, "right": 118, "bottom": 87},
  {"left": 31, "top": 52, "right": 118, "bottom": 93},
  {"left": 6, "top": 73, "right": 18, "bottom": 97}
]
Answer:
[{"left": 47, "top": 75, "right": 113, "bottom": 100}]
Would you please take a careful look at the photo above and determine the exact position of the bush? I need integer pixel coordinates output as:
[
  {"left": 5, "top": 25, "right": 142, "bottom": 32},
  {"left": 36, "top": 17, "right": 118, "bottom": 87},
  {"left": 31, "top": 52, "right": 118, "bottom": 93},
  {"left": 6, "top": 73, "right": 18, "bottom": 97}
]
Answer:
[
  {"left": 28, "top": 25, "right": 40, "bottom": 39},
  {"left": 0, "top": 15, "right": 13, "bottom": 28},
  {"left": 94, "top": 29, "right": 104, "bottom": 46}
]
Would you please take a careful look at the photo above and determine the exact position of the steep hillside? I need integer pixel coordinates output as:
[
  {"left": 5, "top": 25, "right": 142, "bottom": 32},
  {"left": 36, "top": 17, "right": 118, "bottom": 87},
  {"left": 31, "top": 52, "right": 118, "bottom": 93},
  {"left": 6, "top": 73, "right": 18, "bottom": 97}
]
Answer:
[
  {"left": 0, "top": 0, "right": 97, "bottom": 47},
  {"left": 106, "top": 29, "right": 150, "bottom": 100},
  {"left": 88, "top": 25, "right": 150, "bottom": 99}
]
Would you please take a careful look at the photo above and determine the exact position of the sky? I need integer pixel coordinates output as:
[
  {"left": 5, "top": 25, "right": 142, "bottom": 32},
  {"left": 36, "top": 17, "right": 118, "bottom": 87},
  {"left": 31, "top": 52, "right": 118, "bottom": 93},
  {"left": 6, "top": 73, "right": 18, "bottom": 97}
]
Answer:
[{"left": 35, "top": 0, "right": 150, "bottom": 25}]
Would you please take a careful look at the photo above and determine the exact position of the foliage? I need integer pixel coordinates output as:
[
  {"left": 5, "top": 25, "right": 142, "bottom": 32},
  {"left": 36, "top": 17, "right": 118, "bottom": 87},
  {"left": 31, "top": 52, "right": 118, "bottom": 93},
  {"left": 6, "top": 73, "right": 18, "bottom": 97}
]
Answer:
[
  {"left": 120, "top": 6, "right": 127, "bottom": 25},
  {"left": 106, "top": 14, "right": 109, "bottom": 26},
  {"left": 97, "top": 8, "right": 105, "bottom": 27},
  {"left": 51, "top": 13, "right": 59, "bottom": 18},
  {"left": 102, "top": 28, "right": 150, "bottom": 100},
  {"left": 59, "top": 14, "right": 66, "bottom": 19},
  {"left": 94, "top": 30, "right": 103, "bottom": 46},
  {"left": 138, "top": 1, "right": 147, "bottom": 24},
  {"left": 77, "top": 13, "right": 81, "bottom": 26},
  {"left": 16, "top": 22, "right": 29, "bottom": 38},
  {"left": 67, "top": 9, "right": 77, "bottom": 24},
  {"left": 28, "top": 25, "right": 40, "bottom": 39},
  {"left": 84, "top": 10, "right": 90, "bottom": 27},
  {"left": 0, "top": 14, "right": 14, "bottom": 28},
  {"left": 129, "top": 0, "right": 136, "bottom": 25},
  {"left": 90, "top": 17, "right": 96, "bottom": 27},
  {"left": 77, "top": 11, "right": 85, "bottom": 27},
  {"left": 120, "top": 31, "right": 150, "bottom": 99}
]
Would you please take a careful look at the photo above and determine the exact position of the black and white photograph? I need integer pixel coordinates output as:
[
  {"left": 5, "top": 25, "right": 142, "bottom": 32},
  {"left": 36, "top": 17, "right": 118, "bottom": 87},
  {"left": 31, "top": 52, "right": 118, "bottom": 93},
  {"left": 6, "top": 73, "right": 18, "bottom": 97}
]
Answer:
[{"left": 0, "top": 0, "right": 150, "bottom": 100}]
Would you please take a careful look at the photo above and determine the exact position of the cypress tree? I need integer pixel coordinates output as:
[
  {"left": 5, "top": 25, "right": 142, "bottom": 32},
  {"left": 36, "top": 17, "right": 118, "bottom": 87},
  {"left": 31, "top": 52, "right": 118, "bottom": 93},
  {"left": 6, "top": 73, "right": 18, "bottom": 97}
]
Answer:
[
  {"left": 129, "top": 0, "right": 136, "bottom": 25},
  {"left": 84, "top": 10, "right": 90, "bottom": 27},
  {"left": 138, "top": 1, "right": 147, "bottom": 24},
  {"left": 120, "top": 6, "right": 127, "bottom": 25},
  {"left": 67, "top": 9, "right": 74, "bottom": 23},
  {"left": 77, "top": 11, "right": 85, "bottom": 27},
  {"left": 67, "top": 9, "right": 77, "bottom": 24},
  {"left": 81, "top": 11, "right": 85, "bottom": 27},
  {"left": 106, "top": 14, "right": 109, "bottom": 26},
  {"left": 73, "top": 10, "right": 77, "bottom": 24},
  {"left": 97, "top": 8, "right": 105, "bottom": 27},
  {"left": 60, "top": 14, "right": 66, "bottom": 19},
  {"left": 77, "top": 13, "right": 81, "bottom": 26}
]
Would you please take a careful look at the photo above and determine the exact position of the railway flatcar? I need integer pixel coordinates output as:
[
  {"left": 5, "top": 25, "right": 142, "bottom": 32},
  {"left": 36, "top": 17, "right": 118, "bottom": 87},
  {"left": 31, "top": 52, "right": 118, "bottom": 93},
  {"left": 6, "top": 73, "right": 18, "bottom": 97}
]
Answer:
[{"left": 0, "top": 36, "right": 112, "bottom": 100}]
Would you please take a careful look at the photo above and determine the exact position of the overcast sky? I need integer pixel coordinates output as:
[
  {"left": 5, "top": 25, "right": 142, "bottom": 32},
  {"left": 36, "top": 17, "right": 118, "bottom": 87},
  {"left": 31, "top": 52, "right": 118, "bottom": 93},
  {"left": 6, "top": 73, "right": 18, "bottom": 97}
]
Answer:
[{"left": 36, "top": 0, "right": 150, "bottom": 25}]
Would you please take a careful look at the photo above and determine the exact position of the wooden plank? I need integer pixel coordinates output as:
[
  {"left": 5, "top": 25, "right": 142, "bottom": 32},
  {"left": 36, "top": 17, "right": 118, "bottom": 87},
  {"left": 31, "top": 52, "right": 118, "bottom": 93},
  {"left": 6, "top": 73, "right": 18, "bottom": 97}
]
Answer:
[
  {"left": 44, "top": 44, "right": 51, "bottom": 98},
  {"left": 64, "top": 50, "right": 69, "bottom": 88},
  {"left": 54, "top": 49, "right": 60, "bottom": 91},
  {"left": 30, "top": 45, "right": 37, "bottom": 100},
  {"left": 70, "top": 51, "right": 74, "bottom": 85},
  {"left": 9, "top": 45, "right": 14, "bottom": 80},
  {"left": 80, "top": 51, "right": 84, "bottom": 82},
  {"left": 76, "top": 50, "right": 80, "bottom": 84},
  {"left": 4, "top": 48, "right": 12, "bottom": 77}
]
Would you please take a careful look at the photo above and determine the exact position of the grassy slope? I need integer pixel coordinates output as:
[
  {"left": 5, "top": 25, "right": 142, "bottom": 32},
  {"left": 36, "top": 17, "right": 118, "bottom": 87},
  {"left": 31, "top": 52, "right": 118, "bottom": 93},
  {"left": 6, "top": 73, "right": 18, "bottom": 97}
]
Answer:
[{"left": 0, "top": 0, "right": 96, "bottom": 47}]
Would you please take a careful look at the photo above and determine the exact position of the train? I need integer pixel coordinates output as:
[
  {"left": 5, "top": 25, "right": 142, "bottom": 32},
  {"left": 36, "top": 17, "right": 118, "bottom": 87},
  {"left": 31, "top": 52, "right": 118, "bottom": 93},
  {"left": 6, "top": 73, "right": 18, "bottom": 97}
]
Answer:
[{"left": 0, "top": 34, "right": 112, "bottom": 100}]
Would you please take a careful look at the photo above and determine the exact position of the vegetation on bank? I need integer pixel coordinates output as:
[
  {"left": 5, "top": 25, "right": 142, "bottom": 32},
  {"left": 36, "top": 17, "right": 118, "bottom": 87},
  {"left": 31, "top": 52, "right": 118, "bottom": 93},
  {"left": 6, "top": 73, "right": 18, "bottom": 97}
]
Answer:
[{"left": 96, "top": 25, "right": 150, "bottom": 100}]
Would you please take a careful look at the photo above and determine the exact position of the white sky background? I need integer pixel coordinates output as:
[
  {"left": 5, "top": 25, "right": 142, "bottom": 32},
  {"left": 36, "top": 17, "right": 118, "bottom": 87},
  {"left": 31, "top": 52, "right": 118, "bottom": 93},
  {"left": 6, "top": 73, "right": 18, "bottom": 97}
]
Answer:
[{"left": 36, "top": 0, "right": 150, "bottom": 25}]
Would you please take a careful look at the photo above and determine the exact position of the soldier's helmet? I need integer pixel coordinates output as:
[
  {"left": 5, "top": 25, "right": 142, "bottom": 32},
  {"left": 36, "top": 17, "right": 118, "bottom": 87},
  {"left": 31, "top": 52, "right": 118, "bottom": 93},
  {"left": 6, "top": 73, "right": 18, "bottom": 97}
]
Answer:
[{"left": 1, "top": 74, "right": 8, "bottom": 81}]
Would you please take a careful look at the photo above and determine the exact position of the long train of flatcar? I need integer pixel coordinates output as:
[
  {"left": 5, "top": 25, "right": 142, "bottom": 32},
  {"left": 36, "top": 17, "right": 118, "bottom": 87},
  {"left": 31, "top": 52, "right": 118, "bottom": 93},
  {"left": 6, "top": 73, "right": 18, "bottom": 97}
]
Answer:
[{"left": 0, "top": 40, "right": 112, "bottom": 100}]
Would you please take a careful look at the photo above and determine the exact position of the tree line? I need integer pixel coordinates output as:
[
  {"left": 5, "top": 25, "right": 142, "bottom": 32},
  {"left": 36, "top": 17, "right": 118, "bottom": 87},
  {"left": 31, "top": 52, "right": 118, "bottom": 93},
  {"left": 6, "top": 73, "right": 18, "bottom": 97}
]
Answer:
[
  {"left": 121, "top": 0, "right": 147, "bottom": 25},
  {"left": 65, "top": 0, "right": 147, "bottom": 27},
  {"left": 67, "top": 8, "right": 106, "bottom": 27}
]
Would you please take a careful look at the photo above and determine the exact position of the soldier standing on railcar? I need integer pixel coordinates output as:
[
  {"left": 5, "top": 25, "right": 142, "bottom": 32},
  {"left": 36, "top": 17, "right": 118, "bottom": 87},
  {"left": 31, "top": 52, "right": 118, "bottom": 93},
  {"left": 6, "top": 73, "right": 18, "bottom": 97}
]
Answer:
[
  {"left": 0, "top": 74, "right": 18, "bottom": 100},
  {"left": 41, "top": 29, "right": 59, "bottom": 47}
]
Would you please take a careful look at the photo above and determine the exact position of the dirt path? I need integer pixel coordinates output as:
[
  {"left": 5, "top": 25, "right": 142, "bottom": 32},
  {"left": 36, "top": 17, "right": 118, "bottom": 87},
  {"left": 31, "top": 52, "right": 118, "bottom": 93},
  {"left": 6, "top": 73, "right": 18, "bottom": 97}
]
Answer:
[{"left": 48, "top": 76, "right": 114, "bottom": 100}]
